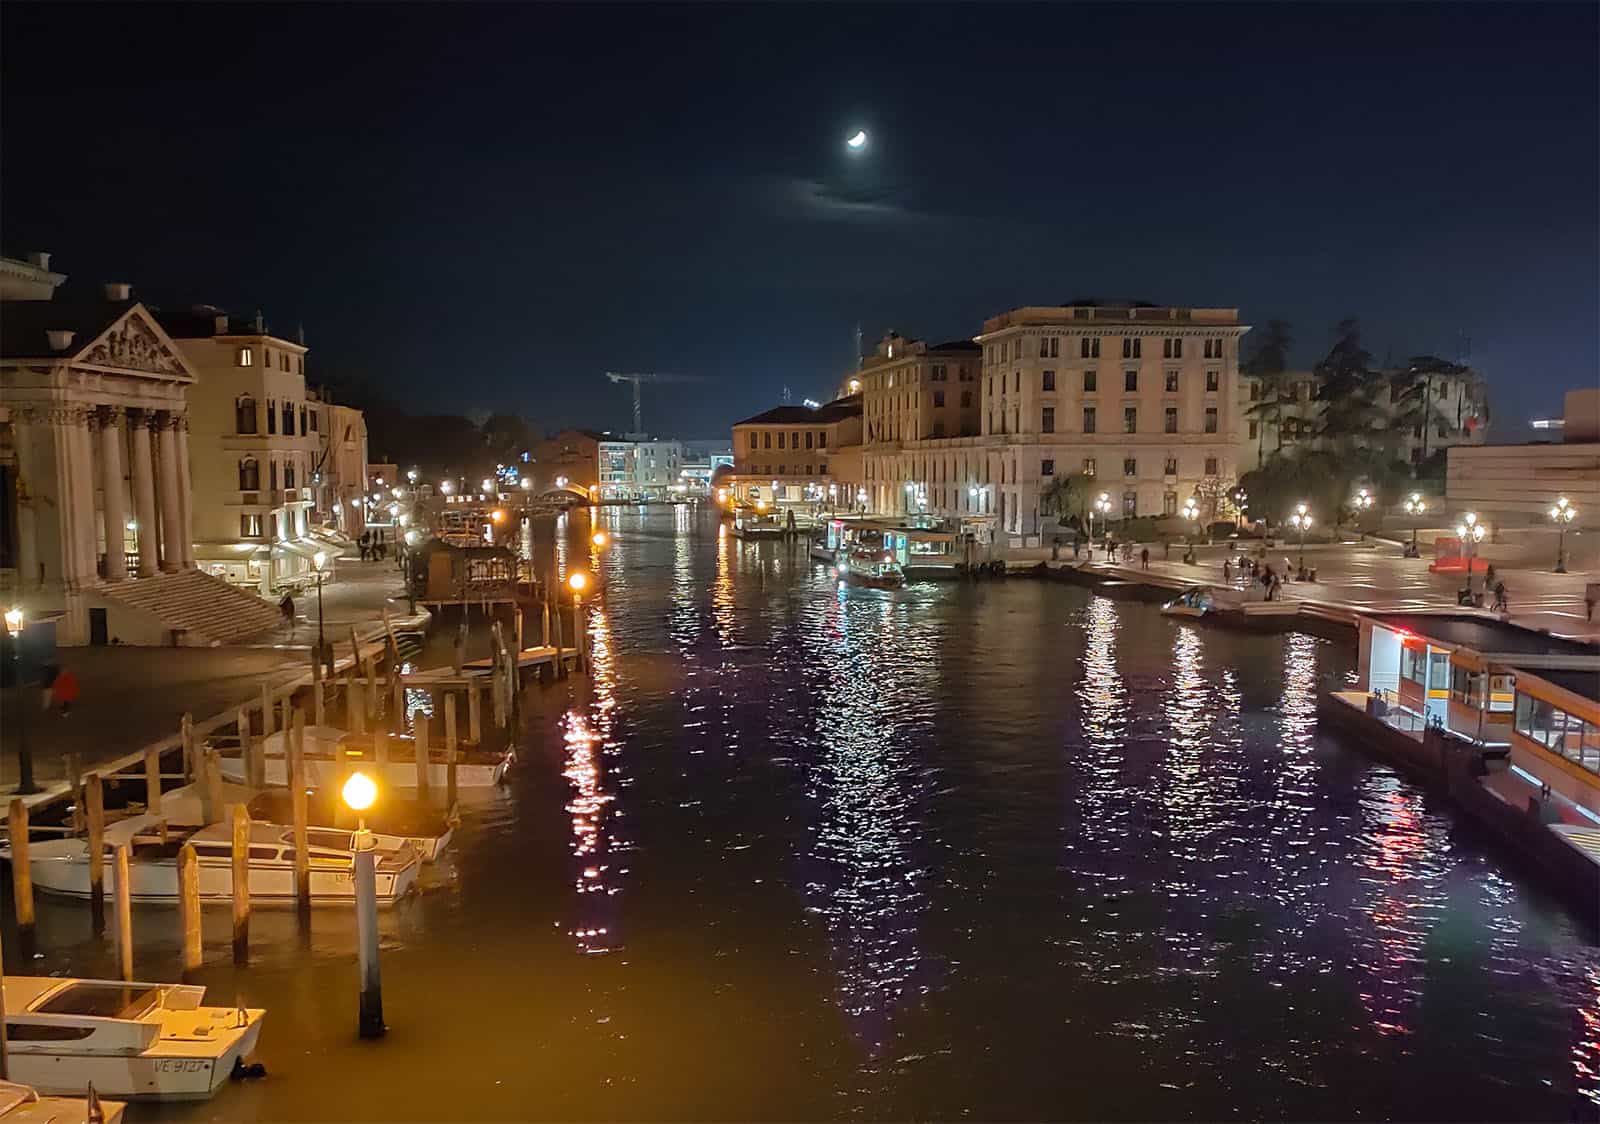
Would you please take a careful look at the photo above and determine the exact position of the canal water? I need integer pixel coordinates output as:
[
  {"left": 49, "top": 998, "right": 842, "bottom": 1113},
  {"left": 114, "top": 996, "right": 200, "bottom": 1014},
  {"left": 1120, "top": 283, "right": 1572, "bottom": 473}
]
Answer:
[{"left": 13, "top": 506, "right": 1599, "bottom": 1121}]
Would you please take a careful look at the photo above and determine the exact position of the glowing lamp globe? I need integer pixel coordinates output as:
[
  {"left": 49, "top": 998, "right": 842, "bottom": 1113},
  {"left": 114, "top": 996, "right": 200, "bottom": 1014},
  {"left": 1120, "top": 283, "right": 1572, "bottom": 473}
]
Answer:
[
  {"left": 568, "top": 571, "right": 590, "bottom": 594},
  {"left": 592, "top": 531, "right": 609, "bottom": 547},
  {"left": 342, "top": 770, "right": 378, "bottom": 813}
]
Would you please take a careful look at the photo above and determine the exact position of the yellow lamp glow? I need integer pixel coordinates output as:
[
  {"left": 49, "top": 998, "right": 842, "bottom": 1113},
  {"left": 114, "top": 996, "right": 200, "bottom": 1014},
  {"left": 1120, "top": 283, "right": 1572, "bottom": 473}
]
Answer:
[
  {"left": 342, "top": 770, "right": 377, "bottom": 813},
  {"left": 591, "top": 531, "right": 608, "bottom": 547},
  {"left": 4, "top": 607, "right": 22, "bottom": 637},
  {"left": 491, "top": 509, "right": 507, "bottom": 523}
]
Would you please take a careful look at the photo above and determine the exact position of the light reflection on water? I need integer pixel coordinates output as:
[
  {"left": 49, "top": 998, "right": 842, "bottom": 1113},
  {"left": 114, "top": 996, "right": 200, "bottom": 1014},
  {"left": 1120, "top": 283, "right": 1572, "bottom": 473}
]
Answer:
[{"left": 88, "top": 508, "right": 1598, "bottom": 1122}]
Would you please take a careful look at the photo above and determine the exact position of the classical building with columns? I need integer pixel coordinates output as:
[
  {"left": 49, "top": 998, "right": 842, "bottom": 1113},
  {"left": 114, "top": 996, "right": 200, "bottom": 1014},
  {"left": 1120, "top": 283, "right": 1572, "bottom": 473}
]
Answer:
[{"left": 2, "top": 257, "right": 282, "bottom": 646}]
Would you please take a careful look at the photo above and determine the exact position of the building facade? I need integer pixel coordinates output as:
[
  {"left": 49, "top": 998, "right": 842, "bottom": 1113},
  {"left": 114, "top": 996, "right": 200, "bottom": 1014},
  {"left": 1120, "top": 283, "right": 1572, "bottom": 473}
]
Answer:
[
  {"left": 1, "top": 267, "right": 201, "bottom": 643},
  {"left": 966, "top": 303, "right": 1247, "bottom": 535},
  {"left": 314, "top": 398, "right": 369, "bottom": 536},
  {"left": 533, "top": 429, "right": 602, "bottom": 496},
  {"left": 729, "top": 396, "right": 864, "bottom": 511},
  {"left": 856, "top": 333, "right": 982, "bottom": 516},
  {"left": 1446, "top": 388, "right": 1598, "bottom": 531}
]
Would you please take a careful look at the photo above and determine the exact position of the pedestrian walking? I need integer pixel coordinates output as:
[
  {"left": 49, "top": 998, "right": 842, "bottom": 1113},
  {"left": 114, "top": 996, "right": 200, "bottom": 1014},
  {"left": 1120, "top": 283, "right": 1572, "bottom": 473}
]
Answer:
[
  {"left": 1493, "top": 581, "right": 1508, "bottom": 614},
  {"left": 1222, "top": 558, "right": 1232, "bottom": 583},
  {"left": 1140, "top": 547, "right": 1149, "bottom": 570},
  {"left": 279, "top": 591, "right": 296, "bottom": 633},
  {"left": 49, "top": 665, "right": 80, "bottom": 717},
  {"left": 1585, "top": 584, "right": 1597, "bottom": 622},
  {"left": 1072, "top": 535, "right": 1081, "bottom": 560},
  {"left": 358, "top": 530, "right": 371, "bottom": 562}
]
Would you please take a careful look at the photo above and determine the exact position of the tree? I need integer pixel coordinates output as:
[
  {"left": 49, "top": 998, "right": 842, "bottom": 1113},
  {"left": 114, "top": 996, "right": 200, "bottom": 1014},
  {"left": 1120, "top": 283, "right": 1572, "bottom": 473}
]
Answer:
[
  {"left": 1391, "top": 356, "right": 1467, "bottom": 466},
  {"left": 481, "top": 413, "right": 536, "bottom": 466},
  {"left": 1243, "top": 319, "right": 1294, "bottom": 460},
  {"left": 1040, "top": 472, "right": 1091, "bottom": 526},
  {"left": 1193, "top": 474, "right": 1238, "bottom": 529}
]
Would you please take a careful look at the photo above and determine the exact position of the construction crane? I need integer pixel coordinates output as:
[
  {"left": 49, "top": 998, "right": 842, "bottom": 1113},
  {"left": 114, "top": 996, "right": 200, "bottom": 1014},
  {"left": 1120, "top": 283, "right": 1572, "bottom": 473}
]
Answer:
[{"left": 604, "top": 371, "right": 701, "bottom": 436}]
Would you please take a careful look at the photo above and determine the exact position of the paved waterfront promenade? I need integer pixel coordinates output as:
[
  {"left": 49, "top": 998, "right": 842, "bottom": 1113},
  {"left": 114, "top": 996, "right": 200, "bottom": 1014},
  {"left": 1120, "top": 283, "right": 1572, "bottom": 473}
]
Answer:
[
  {"left": 0, "top": 559, "right": 426, "bottom": 799},
  {"left": 1061, "top": 535, "right": 1600, "bottom": 642}
]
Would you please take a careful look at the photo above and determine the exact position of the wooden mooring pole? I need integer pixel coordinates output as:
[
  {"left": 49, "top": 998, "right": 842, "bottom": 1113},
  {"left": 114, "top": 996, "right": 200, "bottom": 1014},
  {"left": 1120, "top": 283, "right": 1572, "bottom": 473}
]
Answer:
[
  {"left": 445, "top": 693, "right": 459, "bottom": 810},
  {"left": 180, "top": 712, "right": 195, "bottom": 783},
  {"left": 8, "top": 800, "right": 34, "bottom": 954},
  {"left": 86, "top": 773, "right": 105, "bottom": 934},
  {"left": 313, "top": 663, "right": 326, "bottom": 727},
  {"left": 468, "top": 683, "right": 482, "bottom": 745},
  {"left": 114, "top": 845, "right": 134, "bottom": 981},
  {"left": 260, "top": 682, "right": 274, "bottom": 739},
  {"left": 291, "top": 711, "right": 310, "bottom": 915},
  {"left": 204, "top": 749, "right": 224, "bottom": 826},
  {"left": 415, "top": 713, "right": 432, "bottom": 799},
  {"left": 231, "top": 804, "right": 251, "bottom": 963},
  {"left": 179, "top": 843, "right": 202, "bottom": 980}
]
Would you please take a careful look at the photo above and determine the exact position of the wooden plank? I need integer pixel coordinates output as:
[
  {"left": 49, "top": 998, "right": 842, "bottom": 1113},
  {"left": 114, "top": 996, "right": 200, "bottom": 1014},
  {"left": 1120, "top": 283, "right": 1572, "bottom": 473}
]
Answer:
[
  {"left": 143, "top": 747, "right": 162, "bottom": 822},
  {"left": 231, "top": 804, "right": 250, "bottom": 963},
  {"left": 8, "top": 800, "right": 34, "bottom": 941},
  {"left": 179, "top": 843, "right": 202, "bottom": 979}
]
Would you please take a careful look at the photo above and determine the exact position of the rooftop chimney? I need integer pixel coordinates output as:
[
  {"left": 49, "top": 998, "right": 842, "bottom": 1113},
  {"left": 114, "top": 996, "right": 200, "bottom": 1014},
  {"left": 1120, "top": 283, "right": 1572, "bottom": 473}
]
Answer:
[
  {"left": 26, "top": 251, "right": 52, "bottom": 271},
  {"left": 46, "top": 329, "right": 76, "bottom": 352},
  {"left": 214, "top": 313, "right": 230, "bottom": 334},
  {"left": 104, "top": 282, "right": 131, "bottom": 301}
]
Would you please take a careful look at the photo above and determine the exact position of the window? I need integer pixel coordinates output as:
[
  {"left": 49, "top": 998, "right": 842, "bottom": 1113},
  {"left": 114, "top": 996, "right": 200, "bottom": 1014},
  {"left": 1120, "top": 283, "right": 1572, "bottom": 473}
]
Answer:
[
  {"left": 1204, "top": 407, "right": 1218, "bottom": 434},
  {"left": 1164, "top": 407, "right": 1178, "bottom": 434},
  {"left": 299, "top": 405, "right": 308, "bottom": 435},
  {"left": 777, "top": 433, "right": 785, "bottom": 449},
  {"left": 1163, "top": 456, "right": 1177, "bottom": 476},
  {"left": 1040, "top": 336, "right": 1060, "bottom": 358},
  {"left": 791, "top": 431, "right": 800, "bottom": 448},
  {"left": 308, "top": 409, "right": 318, "bottom": 433},
  {"left": 778, "top": 464, "right": 787, "bottom": 475},
  {"left": 236, "top": 347, "right": 253, "bottom": 367},
  {"left": 1512, "top": 692, "right": 1600, "bottom": 774},
  {"left": 1401, "top": 646, "right": 1425, "bottom": 685},
  {"left": 1012, "top": 339, "right": 1022, "bottom": 360},
  {"left": 1249, "top": 382, "right": 1260, "bottom": 402},
  {"left": 1123, "top": 457, "right": 1137, "bottom": 477},
  {"left": 931, "top": 364, "right": 947, "bottom": 381},
  {"left": 1164, "top": 371, "right": 1179, "bottom": 392},
  {"left": 1013, "top": 407, "right": 1019, "bottom": 433},
  {"left": 239, "top": 458, "right": 260, "bottom": 490},
  {"left": 1041, "top": 407, "right": 1055, "bottom": 433},
  {"left": 1082, "top": 458, "right": 1097, "bottom": 476},
  {"left": 819, "top": 461, "right": 827, "bottom": 474},
  {"left": 235, "top": 395, "right": 257, "bottom": 434},
  {"left": 281, "top": 402, "right": 293, "bottom": 434},
  {"left": 1163, "top": 491, "right": 1178, "bottom": 515},
  {"left": 266, "top": 399, "right": 277, "bottom": 435},
  {"left": 1248, "top": 420, "right": 1259, "bottom": 439},
  {"left": 1451, "top": 666, "right": 1487, "bottom": 709},
  {"left": 1123, "top": 407, "right": 1138, "bottom": 433},
  {"left": 805, "top": 432, "right": 814, "bottom": 449},
  {"left": 1080, "top": 337, "right": 1100, "bottom": 359},
  {"left": 960, "top": 390, "right": 972, "bottom": 407},
  {"left": 1041, "top": 459, "right": 1055, "bottom": 477},
  {"left": 1122, "top": 337, "right": 1141, "bottom": 359},
  {"left": 269, "top": 460, "right": 279, "bottom": 490},
  {"left": 1163, "top": 337, "right": 1183, "bottom": 359},
  {"left": 763, "top": 432, "right": 772, "bottom": 449},
  {"left": 749, "top": 433, "right": 758, "bottom": 450},
  {"left": 1205, "top": 370, "right": 1220, "bottom": 392},
  {"left": 263, "top": 348, "right": 271, "bottom": 369},
  {"left": 1082, "top": 370, "right": 1097, "bottom": 392},
  {"left": 1013, "top": 371, "right": 1020, "bottom": 393},
  {"left": 1042, "top": 370, "right": 1055, "bottom": 392},
  {"left": 1124, "top": 370, "right": 1138, "bottom": 392},
  {"left": 1203, "top": 339, "right": 1224, "bottom": 359},
  {"left": 818, "top": 432, "right": 827, "bottom": 448},
  {"left": 1082, "top": 407, "right": 1097, "bottom": 434},
  {"left": 804, "top": 465, "right": 813, "bottom": 475},
  {"left": 297, "top": 356, "right": 304, "bottom": 375},
  {"left": 241, "top": 513, "right": 263, "bottom": 537},
  {"left": 284, "top": 461, "right": 296, "bottom": 489},
  {"left": 1204, "top": 456, "right": 1218, "bottom": 475},
  {"left": 1122, "top": 491, "right": 1138, "bottom": 517},
  {"left": 933, "top": 391, "right": 945, "bottom": 407}
]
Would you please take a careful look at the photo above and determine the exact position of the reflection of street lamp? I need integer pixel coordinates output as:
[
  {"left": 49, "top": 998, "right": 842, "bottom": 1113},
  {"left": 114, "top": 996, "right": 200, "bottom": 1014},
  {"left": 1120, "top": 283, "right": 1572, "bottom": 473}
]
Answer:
[
  {"left": 1403, "top": 493, "right": 1427, "bottom": 558},
  {"left": 4, "top": 608, "right": 38, "bottom": 794},
  {"left": 1549, "top": 496, "right": 1577, "bottom": 573},
  {"left": 340, "top": 770, "right": 384, "bottom": 1038},
  {"left": 311, "top": 551, "right": 332, "bottom": 675},
  {"left": 1288, "top": 502, "right": 1313, "bottom": 570},
  {"left": 591, "top": 531, "right": 609, "bottom": 548},
  {"left": 1455, "top": 511, "right": 1485, "bottom": 574}
]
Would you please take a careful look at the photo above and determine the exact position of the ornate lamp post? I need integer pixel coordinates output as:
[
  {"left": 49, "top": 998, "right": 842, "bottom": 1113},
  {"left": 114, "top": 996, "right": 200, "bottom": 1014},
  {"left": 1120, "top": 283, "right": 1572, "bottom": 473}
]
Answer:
[
  {"left": 1454, "top": 511, "right": 1485, "bottom": 575},
  {"left": 1088, "top": 492, "right": 1112, "bottom": 553},
  {"left": 1181, "top": 497, "right": 1200, "bottom": 563},
  {"left": 1549, "top": 496, "right": 1577, "bottom": 573},
  {"left": 341, "top": 771, "right": 384, "bottom": 1038},
  {"left": 1403, "top": 493, "right": 1427, "bottom": 558},
  {"left": 1288, "top": 502, "right": 1313, "bottom": 570},
  {"left": 1231, "top": 488, "right": 1248, "bottom": 531},
  {"left": 4, "top": 608, "right": 38, "bottom": 795},
  {"left": 311, "top": 551, "right": 332, "bottom": 675},
  {"left": 1351, "top": 487, "right": 1374, "bottom": 533}
]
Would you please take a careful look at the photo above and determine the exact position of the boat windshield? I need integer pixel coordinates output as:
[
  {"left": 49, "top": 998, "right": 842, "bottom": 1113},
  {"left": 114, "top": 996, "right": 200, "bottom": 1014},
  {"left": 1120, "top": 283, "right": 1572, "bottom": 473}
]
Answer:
[{"left": 35, "top": 983, "right": 161, "bottom": 1020}]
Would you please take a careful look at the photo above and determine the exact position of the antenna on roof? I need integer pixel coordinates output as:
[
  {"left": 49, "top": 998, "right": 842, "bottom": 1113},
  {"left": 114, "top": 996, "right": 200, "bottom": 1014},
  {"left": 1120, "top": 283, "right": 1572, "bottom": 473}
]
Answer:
[
  {"left": 782, "top": 385, "right": 791, "bottom": 406},
  {"left": 853, "top": 322, "right": 862, "bottom": 369}
]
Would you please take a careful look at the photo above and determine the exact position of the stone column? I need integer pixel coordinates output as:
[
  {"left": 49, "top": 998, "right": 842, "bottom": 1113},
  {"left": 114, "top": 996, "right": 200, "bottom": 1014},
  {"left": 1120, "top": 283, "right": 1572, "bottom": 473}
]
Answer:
[
  {"left": 156, "top": 412, "right": 184, "bottom": 573},
  {"left": 12, "top": 411, "right": 40, "bottom": 589},
  {"left": 58, "top": 406, "right": 97, "bottom": 591},
  {"left": 130, "top": 412, "right": 160, "bottom": 577},
  {"left": 98, "top": 408, "right": 128, "bottom": 581},
  {"left": 174, "top": 414, "right": 195, "bottom": 568}
]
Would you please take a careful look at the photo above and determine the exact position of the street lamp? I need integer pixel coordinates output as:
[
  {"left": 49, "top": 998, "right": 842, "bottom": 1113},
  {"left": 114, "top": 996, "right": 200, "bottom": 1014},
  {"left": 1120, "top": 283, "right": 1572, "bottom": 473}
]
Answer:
[
  {"left": 311, "top": 551, "right": 332, "bottom": 675},
  {"left": 1549, "top": 496, "right": 1577, "bottom": 573},
  {"left": 1352, "top": 487, "right": 1374, "bottom": 528},
  {"left": 1288, "top": 502, "right": 1313, "bottom": 570},
  {"left": 1182, "top": 497, "right": 1200, "bottom": 563},
  {"left": 1089, "top": 492, "right": 1112, "bottom": 554},
  {"left": 1455, "top": 511, "right": 1485, "bottom": 575},
  {"left": 340, "top": 770, "right": 384, "bottom": 1039},
  {"left": 4, "top": 608, "right": 38, "bottom": 795},
  {"left": 1231, "top": 489, "right": 1248, "bottom": 531},
  {"left": 568, "top": 571, "right": 590, "bottom": 671},
  {"left": 481, "top": 478, "right": 495, "bottom": 496},
  {"left": 1403, "top": 493, "right": 1427, "bottom": 558},
  {"left": 439, "top": 480, "right": 454, "bottom": 496}
]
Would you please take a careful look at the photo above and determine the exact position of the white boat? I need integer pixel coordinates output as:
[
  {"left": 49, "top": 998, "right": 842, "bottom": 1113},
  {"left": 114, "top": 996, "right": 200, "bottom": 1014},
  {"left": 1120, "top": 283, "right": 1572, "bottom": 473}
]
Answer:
[
  {"left": 1161, "top": 586, "right": 1216, "bottom": 618},
  {"left": 3, "top": 977, "right": 264, "bottom": 1102},
  {"left": 216, "top": 726, "right": 512, "bottom": 790},
  {"left": 17, "top": 816, "right": 420, "bottom": 906},
  {"left": 0, "top": 1081, "right": 125, "bottom": 1123}
]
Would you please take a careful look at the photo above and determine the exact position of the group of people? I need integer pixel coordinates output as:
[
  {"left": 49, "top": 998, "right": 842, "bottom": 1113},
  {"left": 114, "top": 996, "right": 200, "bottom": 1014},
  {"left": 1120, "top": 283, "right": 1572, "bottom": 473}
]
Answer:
[
  {"left": 1459, "top": 564, "right": 1509, "bottom": 613},
  {"left": 358, "top": 529, "right": 388, "bottom": 562}
]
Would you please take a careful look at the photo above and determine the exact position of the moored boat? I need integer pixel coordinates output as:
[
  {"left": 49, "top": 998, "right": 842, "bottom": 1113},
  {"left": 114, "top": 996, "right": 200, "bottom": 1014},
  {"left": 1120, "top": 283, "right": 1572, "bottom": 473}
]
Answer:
[
  {"left": 1161, "top": 586, "right": 1216, "bottom": 618},
  {"left": 838, "top": 547, "right": 905, "bottom": 589},
  {"left": 3, "top": 977, "right": 264, "bottom": 1102},
  {"left": 216, "top": 727, "right": 512, "bottom": 790},
  {"left": 0, "top": 1081, "right": 125, "bottom": 1123},
  {"left": 17, "top": 816, "right": 420, "bottom": 905}
]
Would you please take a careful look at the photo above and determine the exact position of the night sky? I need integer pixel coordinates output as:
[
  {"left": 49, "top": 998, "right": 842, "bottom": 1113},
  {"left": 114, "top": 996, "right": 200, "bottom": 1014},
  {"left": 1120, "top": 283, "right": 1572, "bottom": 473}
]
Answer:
[{"left": 3, "top": 3, "right": 1594, "bottom": 440}]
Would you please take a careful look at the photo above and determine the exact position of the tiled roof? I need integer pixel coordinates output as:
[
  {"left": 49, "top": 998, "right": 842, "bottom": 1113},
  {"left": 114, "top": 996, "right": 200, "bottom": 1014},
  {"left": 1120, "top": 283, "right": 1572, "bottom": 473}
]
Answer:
[{"left": 733, "top": 394, "right": 861, "bottom": 427}]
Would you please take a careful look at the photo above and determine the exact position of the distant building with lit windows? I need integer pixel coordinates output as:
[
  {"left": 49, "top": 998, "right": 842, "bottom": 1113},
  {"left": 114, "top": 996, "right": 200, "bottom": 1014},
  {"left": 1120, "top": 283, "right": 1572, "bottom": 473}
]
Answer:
[{"left": 729, "top": 396, "right": 863, "bottom": 512}]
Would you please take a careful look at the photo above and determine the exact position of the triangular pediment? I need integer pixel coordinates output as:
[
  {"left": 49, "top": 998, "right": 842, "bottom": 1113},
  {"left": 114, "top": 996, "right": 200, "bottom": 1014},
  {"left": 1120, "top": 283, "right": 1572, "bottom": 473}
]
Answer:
[{"left": 75, "top": 305, "right": 197, "bottom": 382}]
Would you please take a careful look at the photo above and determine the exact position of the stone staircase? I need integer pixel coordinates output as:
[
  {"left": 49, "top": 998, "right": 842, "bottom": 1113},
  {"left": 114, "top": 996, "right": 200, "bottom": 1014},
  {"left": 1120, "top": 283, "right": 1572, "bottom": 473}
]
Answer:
[{"left": 94, "top": 569, "right": 284, "bottom": 645}]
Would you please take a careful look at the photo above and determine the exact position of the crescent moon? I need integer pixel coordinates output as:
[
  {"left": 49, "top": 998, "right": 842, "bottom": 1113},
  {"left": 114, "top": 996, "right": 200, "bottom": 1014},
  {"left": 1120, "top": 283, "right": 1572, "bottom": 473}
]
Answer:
[{"left": 847, "top": 130, "right": 867, "bottom": 150}]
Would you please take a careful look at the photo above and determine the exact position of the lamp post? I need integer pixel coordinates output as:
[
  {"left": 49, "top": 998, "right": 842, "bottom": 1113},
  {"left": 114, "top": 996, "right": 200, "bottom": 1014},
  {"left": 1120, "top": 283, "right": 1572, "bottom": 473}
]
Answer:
[
  {"left": 1288, "top": 502, "right": 1313, "bottom": 571},
  {"left": 1455, "top": 511, "right": 1485, "bottom": 575},
  {"left": 340, "top": 770, "right": 384, "bottom": 1038},
  {"left": 1091, "top": 492, "right": 1112, "bottom": 557},
  {"left": 403, "top": 531, "right": 420, "bottom": 613},
  {"left": 568, "top": 571, "right": 590, "bottom": 671},
  {"left": 1351, "top": 487, "right": 1374, "bottom": 534},
  {"left": 1403, "top": 493, "right": 1427, "bottom": 558},
  {"left": 1549, "top": 496, "right": 1577, "bottom": 573},
  {"left": 1231, "top": 488, "right": 1248, "bottom": 531},
  {"left": 4, "top": 609, "right": 38, "bottom": 795},
  {"left": 1181, "top": 497, "right": 1200, "bottom": 563},
  {"left": 311, "top": 551, "right": 332, "bottom": 676}
]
